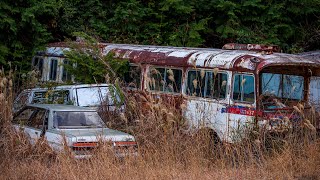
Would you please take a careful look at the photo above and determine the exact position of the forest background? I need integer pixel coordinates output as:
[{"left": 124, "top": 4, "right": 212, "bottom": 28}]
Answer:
[{"left": 1, "top": 0, "right": 320, "bottom": 72}]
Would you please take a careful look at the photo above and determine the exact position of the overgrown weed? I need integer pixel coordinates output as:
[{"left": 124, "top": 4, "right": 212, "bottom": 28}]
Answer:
[{"left": 0, "top": 72, "right": 319, "bottom": 179}]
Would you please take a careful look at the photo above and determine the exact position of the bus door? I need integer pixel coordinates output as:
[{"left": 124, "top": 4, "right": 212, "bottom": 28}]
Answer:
[
  {"left": 184, "top": 69, "right": 230, "bottom": 140},
  {"left": 226, "top": 73, "right": 256, "bottom": 142}
]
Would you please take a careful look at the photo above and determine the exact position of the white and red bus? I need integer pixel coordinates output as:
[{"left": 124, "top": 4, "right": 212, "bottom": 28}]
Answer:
[{"left": 32, "top": 42, "right": 320, "bottom": 142}]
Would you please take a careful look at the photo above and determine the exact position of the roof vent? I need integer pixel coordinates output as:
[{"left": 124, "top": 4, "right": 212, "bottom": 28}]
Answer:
[{"left": 222, "top": 43, "right": 280, "bottom": 54}]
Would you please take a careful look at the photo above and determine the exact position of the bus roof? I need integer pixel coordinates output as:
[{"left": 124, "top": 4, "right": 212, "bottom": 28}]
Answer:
[{"left": 38, "top": 42, "right": 320, "bottom": 73}]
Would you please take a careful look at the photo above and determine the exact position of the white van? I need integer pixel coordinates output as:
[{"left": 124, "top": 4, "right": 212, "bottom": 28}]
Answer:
[{"left": 13, "top": 84, "right": 123, "bottom": 113}]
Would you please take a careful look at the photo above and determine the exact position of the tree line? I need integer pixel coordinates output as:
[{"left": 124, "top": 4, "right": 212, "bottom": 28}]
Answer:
[{"left": 1, "top": 0, "right": 320, "bottom": 72}]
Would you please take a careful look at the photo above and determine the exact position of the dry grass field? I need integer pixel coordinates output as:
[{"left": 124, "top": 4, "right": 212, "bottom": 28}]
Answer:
[{"left": 0, "top": 73, "right": 319, "bottom": 180}]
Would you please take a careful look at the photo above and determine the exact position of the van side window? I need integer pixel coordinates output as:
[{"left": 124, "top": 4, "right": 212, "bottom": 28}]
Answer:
[
  {"left": 14, "top": 92, "right": 29, "bottom": 111},
  {"left": 49, "top": 59, "right": 58, "bottom": 80},
  {"left": 32, "top": 91, "right": 47, "bottom": 104},
  {"left": 187, "top": 69, "right": 228, "bottom": 99},
  {"left": 32, "top": 90, "right": 70, "bottom": 104},
  {"left": 149, "top": 67, "right": 182, "bottom": 93},
  {"left": 233, "top": 74, "right": 255, "bottom": 103},
  {"left": 124, "top": 65, "right": 141, "bottom": 89}
]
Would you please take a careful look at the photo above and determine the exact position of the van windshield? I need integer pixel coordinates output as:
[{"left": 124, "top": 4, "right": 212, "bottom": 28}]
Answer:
[
  {"left": 76, "top": 86, "right": 120, "bottom": 107},
  {"left": 54, "top": 111, "right": 105, "bottom": 129}
]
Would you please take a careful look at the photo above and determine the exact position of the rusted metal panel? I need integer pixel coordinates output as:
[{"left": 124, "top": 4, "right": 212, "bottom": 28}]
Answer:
[
  {"left": 39, "top": 42, "right": 320, "bottom": 78},
  {"left": 299, "top": 50, "right": 320, "bottom": 62},
  {"left": 222, "top": 43, "right": 280, "bottom": 53},
  {"left": 103, "top": 44, "right": 320, "bottom": 73}
]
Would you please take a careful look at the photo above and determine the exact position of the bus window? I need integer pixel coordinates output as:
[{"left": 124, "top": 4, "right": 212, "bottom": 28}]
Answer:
[
  {"left": 38, "top": 59, "right": 43, "bottom": 77},
  {"left": 49, "top": 59, "right": 58, "bottom": 80},
  {"left": 149, "top": 67, "right": 182, "bottom": 93},
  {"left": 32, "top": 57, "right": 43, "bottom": 77},
  {"left": 62, "top": 59, "right": 72, "bottom": 82},
  {"left": 124, "top": 65, "right": 141, "bottom": 89},
  {"left": 165, "top": 68, "right": 182, "bottom": 93},
  {"left": 205, "top": 72, "right": 228, "bottom": 99},
  {"left": 187, "top": 70, "right": 204, "bottom": 97},
  {"left": 233, "top": 74, "right": 254, "bottom": 103},
  {"left": 32, "top": 57, "right": 39, "bottom": 67},
  {"left": 187, "top": 69, "right": 227, "bottom": 99}
]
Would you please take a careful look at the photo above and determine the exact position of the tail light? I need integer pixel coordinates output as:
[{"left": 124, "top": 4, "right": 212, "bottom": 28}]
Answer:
[
  {"left": 73, "top": 142, "right": 98, "bottom": 147},
  {"left": 113, "top": 141, "right": 138, "bottom": 155},
  {"left": 72, "top": 142, "right": 98, "bottom": 152}
]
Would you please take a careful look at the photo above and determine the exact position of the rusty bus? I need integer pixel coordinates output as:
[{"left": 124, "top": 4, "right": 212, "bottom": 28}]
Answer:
[{"left": 32, "top": 42, "right": 320, "bottom": 143}]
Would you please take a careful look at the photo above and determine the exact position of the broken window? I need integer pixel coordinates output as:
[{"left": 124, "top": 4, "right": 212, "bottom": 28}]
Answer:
[
  {"left": 124, "top": 65, "right": 141, "bottom": 89},
  {"left": 233, "top": 74, "right": 255, "bottom": 103},
  {"left": 13, "top": 92, "right": 30, "bottom": 111},
  {"left": 29, "top": 109, "right": 47, "bottom": 129},
  {"left": 187, "top": 69, "right": 228, "bottom": 99},
  {"left": 148, "top": 67, "right": 182, "bottom": 93},
  {"left": 13, "top": 108, "right": 35, "bottom": 125},
  {"left": 261, "top": 73, "right": 304, "bottom": 100}
]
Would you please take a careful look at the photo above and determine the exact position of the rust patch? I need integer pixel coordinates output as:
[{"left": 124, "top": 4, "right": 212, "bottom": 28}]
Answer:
[{"left": 222, "top": 43, "right": 280, "bottom": 53}]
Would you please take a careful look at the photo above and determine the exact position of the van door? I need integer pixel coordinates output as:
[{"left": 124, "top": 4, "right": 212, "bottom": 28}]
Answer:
[{"left": 13, "top": 107, "right": 47, "bottom": 144}]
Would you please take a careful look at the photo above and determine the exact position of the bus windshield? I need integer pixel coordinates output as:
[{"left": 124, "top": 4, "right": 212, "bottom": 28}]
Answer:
[{"left": 260, "top": 73, "right": 304, "bottom": 102}]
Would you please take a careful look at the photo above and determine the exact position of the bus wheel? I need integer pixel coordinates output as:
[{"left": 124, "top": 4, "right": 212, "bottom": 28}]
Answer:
[{"left": 197, "top": 128, "right": 222, "bottom": 158}]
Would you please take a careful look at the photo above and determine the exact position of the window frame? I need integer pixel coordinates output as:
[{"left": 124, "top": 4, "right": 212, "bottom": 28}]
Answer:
[
  {"left": 231, "top": 73, "right": 255, "bottom": 104},
  {"left": 185, "top": 68, "right": 229, "bottom": 100},
  {"left": 147, "top": 66, "right": 183, "bottom": 94}
]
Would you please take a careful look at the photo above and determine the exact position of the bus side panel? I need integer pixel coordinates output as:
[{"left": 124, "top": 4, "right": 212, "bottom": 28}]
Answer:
[{"left": 185, "top": 99, "right": 229, "bottom": 141}]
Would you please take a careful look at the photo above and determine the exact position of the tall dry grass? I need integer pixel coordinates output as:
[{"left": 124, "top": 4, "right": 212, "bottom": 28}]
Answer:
[{"left": 0, "top": 72, "right": 320, "bottom": 179}]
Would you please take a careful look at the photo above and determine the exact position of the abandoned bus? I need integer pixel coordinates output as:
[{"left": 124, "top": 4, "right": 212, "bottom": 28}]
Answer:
[
  {"left": 103, "top": 43, "right": 320, "bottom": 142},
  {"left": 33, "top": 43, "right": 320, "bottom": 143}
]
